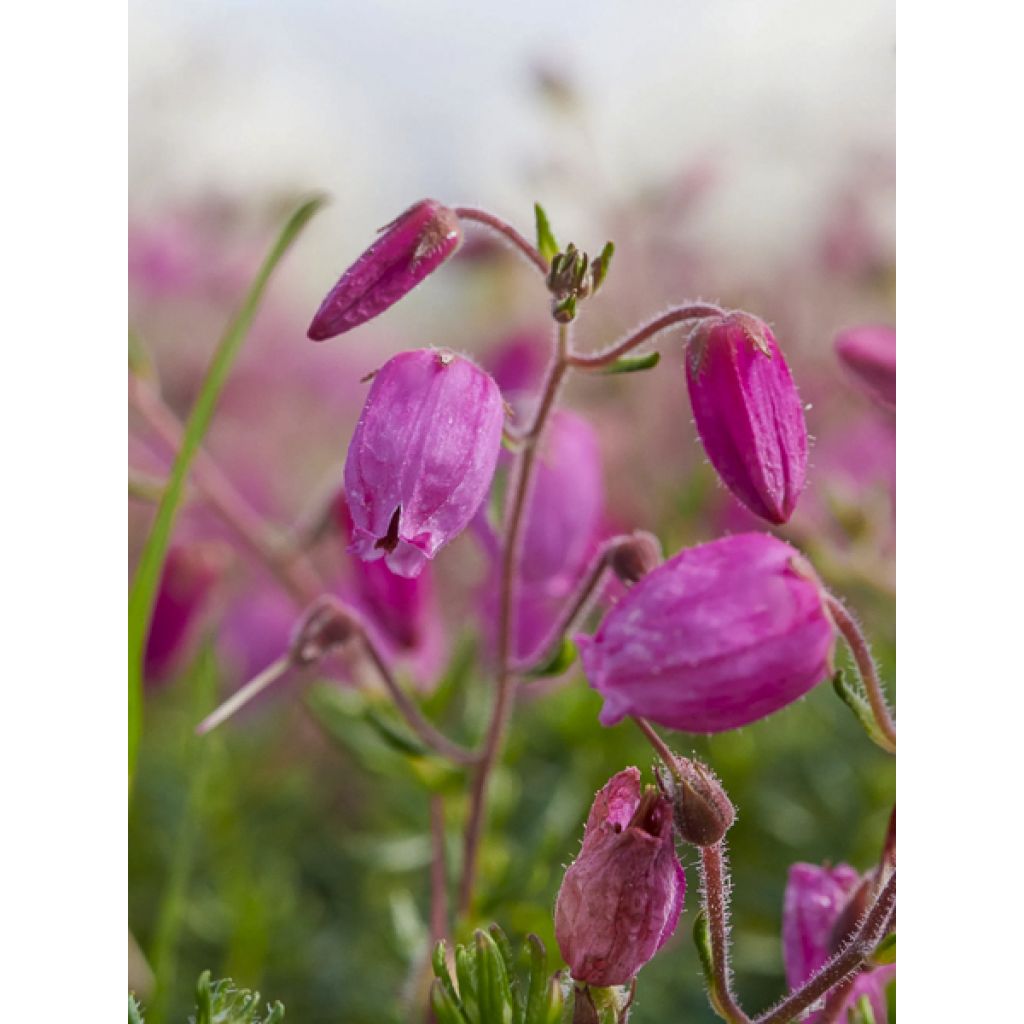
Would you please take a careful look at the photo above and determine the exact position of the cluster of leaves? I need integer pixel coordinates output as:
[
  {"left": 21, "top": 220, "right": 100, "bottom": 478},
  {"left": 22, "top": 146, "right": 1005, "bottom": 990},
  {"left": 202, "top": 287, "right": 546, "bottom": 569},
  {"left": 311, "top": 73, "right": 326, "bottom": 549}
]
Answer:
[
  {"left": 430, "top": 926, "right": 564, "bottom": 1024},
  {"left": 130, "top": 972, "right": 284, "bottom": 1024}
]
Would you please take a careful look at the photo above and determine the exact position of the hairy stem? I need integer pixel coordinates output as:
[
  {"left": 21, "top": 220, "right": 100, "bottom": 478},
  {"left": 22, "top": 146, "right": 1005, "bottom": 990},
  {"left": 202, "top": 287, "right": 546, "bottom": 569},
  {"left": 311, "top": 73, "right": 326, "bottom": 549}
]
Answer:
[
  {"left": 458, "top": 323, "right": 570, "bottom": 915},
  {"left": 567, "top": 303, "right": 724, "bottom": 369},
  {"left": 755, "top": 871, "right": 896, "bottom": 1024},
  {"left": 701, "top": 843, "right": 752, "bottom": 1024},
  {"left": 453, "top": 206, "right": 549, "bottom": 275},
  {"left": 826, "top": 595, "right": 896, "bottom": 749}
]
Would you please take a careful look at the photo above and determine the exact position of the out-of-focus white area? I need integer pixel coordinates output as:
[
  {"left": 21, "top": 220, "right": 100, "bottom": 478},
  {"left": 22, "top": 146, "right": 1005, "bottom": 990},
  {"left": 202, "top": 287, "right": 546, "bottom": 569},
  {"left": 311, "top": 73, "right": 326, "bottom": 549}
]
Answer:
[{"left": 129, "top": 0, "right": 894, "bottom": 276}]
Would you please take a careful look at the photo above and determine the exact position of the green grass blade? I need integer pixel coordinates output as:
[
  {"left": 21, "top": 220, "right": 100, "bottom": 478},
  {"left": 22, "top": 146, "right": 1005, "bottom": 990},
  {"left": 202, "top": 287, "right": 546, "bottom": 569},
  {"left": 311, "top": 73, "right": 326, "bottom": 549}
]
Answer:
[{"left": 127, "top": 195, "right": 326, "bottom": 787}]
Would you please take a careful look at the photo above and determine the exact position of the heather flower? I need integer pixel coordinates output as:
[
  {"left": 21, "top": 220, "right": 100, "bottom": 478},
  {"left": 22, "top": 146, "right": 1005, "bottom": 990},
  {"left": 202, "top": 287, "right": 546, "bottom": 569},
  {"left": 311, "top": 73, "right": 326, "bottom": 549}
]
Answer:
[
  {"left": 685, "top": 312, "right": 808, "bottom": 524},
  {"left": 577, "top": 533, "right": 835, "bottom": 733},
  {"left": 307, "top": 200, "right": 462, "bottom": 340},
  {"left": 835, "top": 325, "right": 896, "bottom": 409},
  {"left": 784, "top": 863, "right": 895, "bottom": 1022},
  {"left": 344, "top": 349, "right": 504, "bottom": 578},
  {"left": 555, "top": 767, "right": 685, "bottom": 986},
  {"left": 144, "top": 542, "right": 226, "bottom": 682}
]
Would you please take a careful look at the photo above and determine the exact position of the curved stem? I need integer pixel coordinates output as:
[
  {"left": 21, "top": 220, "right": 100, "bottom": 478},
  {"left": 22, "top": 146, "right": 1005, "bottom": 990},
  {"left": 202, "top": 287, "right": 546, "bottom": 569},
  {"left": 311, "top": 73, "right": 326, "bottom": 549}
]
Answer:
[
  {"left": 129, "top": 375, "right": 323, "bottom": 605},
  {"left": 361, "top": 634, "right": 478, "bottom": 765},
  {"left": 453, "top": 206, "right": 549, "bottom": 275},
  {"left": 701, "top": 843, "right": 752, "bottom": 1024},
  {"left": 755, "top": 871, "right": 895, "bottom": 1024},
  {"left": 632, "top": 716, "right": 682, "bottom": 777},
  {"left": 567, "top": 303, "right": 724, "bottom": 369},
  {"left": 458, "top": 324, "right": 570, "bottom": 915},
  {"left": 826, "top": 595, "right": 897, "bottom": 749}
]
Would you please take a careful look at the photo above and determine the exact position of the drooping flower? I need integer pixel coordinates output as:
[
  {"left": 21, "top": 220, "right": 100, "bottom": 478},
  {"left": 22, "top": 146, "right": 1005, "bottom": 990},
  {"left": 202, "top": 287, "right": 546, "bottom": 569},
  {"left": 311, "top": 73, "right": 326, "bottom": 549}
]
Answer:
[
  {"left": 835, "top": 325, "right": 896, "bottom": 409},
  {"left": 784, "top": 863, "right": 895, "bottom": 1022},
  {"left": 307, "top": 200, "right": 462, "bottom": 340},
  {"left": 555, "top": 768, "right": 685, "bottom": 986},
  {"left": 685, "top": 312, "right": 808, "bottom": 524},
  {"left": 331, "top": 491, "right": 445, "bottom": 686},
  {"left": 577, "top": 533, "right": 835, "bottom": 733},
  {"left": 144, "top": 542, "right": 227, "bottom": 682},
  {"left": 344, "top": 349, "right": 504, "bottom": 578}
]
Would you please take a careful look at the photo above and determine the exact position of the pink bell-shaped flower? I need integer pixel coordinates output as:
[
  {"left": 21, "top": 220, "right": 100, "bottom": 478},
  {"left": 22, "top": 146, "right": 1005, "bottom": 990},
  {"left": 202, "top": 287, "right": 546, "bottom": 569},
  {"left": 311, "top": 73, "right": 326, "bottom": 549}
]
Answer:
[
  {"left": 344, "top": 349, "right": 504, "bottom": 578},
  {"left": 685, "top": 312, "right": 808, "bottom": 524},
  {"left": 577, "top": 533, "right": 835, "bottom": 733},
  {"left": 835, "top": 324, "right": 896, "bottom": 409},
  {"left": 783, "top": 863, "right": 896, "bottom": 1022},
  {"left": 555, "top": 767, "right": 685, "bottom": 986},
  {"left": 308, "top": 200, "right": 462, "bottom": 340}
]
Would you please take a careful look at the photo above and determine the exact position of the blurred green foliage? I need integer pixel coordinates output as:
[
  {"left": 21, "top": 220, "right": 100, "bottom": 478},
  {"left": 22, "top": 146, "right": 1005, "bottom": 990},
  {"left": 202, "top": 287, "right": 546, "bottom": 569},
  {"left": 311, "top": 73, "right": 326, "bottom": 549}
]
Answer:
[{"left": 129, "top": 576, "right": 894, "bottom": 1023}]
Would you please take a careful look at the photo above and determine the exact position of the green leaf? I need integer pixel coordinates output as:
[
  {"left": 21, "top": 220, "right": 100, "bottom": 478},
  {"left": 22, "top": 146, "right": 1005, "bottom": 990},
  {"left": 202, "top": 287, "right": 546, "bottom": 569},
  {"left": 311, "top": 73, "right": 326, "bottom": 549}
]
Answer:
[
  {"left": 692, "top": 910, "right": 728, "bottom": 1020},
  {"left": 526, "top": 638, "right": 577, "bottom": 679},
  {"left": 522, "top": 934, "right": 550, "bottom": 1024},
  {"left": 476, "top": 930, "right": 515, "bottom": 1024},
  {"left": 362, "top": 704, "right": 430, "bottom": 757},
  {"left": 846, "top": 994, "right": 878, "bottom": 1024},
  {"left": 189, "top": 972, "right": 285, "bottom": 1024},
  {"left": 590, "top": 241, "right": 615, "bottom": 293},
  {"left": 129, "top": 994, "right": 145, "bottom": 1024},
  {"left": 534, "top": 203, "right": 559, "bottom": 264},
  {"left": 832, "top": 670, "right": 896, "bottom": 753},
  {"left": 127, "top": 195, "right": 326, "bottom": 791},
  {"left": 871, "top": 930, "right": 896, "bottom": 966},
  {"left": 600, "top": 351, "right": 661, "bottom": 375},
  {"left": 432, "top": 979, "right": 469, "bottom": 1024},
  {"left": 455, "top": 943, "right": 480, "bottom": 1022}
]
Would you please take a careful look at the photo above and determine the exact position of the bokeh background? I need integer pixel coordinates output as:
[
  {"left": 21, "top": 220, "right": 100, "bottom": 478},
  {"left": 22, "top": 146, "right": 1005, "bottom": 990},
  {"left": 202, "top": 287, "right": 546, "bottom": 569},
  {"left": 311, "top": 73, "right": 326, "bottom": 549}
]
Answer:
[{"left": 128, "top": 2, "right": 895, "bottom": 1020}]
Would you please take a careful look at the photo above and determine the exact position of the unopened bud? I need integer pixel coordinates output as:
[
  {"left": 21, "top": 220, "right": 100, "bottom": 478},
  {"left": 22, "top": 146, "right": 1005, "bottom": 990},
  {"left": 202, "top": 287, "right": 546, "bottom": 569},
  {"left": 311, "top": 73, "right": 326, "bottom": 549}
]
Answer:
[
  {"left": 655, "top": 756, "right": 735, "bottom": 847},
  {"left": 289, "top": 596, "right": 359, "bottom": 666},
  {"left": 609, "top": 531, "right": 662, "bottom": 585}
]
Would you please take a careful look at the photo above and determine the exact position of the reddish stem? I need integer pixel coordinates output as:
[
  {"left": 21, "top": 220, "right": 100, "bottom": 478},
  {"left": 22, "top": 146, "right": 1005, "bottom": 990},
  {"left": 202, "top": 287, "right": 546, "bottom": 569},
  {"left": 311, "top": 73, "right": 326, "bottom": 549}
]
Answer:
[
  {"left": 701, "top": 843, "right": 752, "bottom": 1024},
  {"left": 566, "top": 303, "right": 724, "bottom": 369},
  {"left": 826, "top": 595, "right": 897, "bottom": 750},
  {"left": 453, "top": 207, "right": 548, "bottom": 275}
]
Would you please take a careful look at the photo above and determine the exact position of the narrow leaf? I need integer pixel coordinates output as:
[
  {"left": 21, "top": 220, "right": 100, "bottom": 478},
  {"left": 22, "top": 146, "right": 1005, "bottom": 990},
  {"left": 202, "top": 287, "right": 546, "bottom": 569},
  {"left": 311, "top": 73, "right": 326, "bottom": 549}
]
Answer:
[
  {"left": 534, "top": 203, "right": 559, "bottom": 263},
  {"left": 526, "top": 638, "right": 577, "bottom": 679},
  {"left": 522, "top": 934, "right": 550, "bottom": 1024},
  {"left": 600, "top": 351, "right": 661, "bottom": 375},
  {"left": 832, "top": 670, "right": 896, "bottom": 753},
  {"left": 870, "top": 931, "right": 896, "bottom": 966},
  {"left": 127, "top": 195, "right": 326, "bottom": 789}
]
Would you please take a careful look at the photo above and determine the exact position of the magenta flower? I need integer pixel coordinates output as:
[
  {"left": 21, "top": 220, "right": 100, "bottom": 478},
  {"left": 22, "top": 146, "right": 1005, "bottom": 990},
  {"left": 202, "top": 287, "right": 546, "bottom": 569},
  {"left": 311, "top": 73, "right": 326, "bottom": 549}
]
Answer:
[
  {"left": 835, "top": 325, "right": 896, "bottom": 409},
  {"left": 144, "top": 543, "right": 226, "bottom": 682},
  {"left": 577, "top": 533, "right": 835, "bottom": 733},
  {"left": 344, "top": 349, "right": 504, "bottom": 578},
  {"left": 685, "top": 312, "right": 808, "bottom": 524},
  {"left": 784, "top": 863, "right": 895, "bottom": 1022},
  {"left": 555, "top": 767, "right": 685, "bottom": 986},
  {"left": 307, "top": 200, "right": 462, "bottom": 340}
]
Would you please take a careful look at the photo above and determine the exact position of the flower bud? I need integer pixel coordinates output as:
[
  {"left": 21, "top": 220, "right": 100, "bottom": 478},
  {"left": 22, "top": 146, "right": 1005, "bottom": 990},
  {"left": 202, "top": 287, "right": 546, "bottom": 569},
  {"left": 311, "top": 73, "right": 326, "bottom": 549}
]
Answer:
[
  {"left": 577, "top": 533, "right": 836, "bottom": 734},
  {"left": 555, "top": 768, "right": 685, "bottom": 986},
  {"left": 835, "top": 325, "right": 896, "bottom": 409},
  {"left": 307, "top": 200, "right": 462, "bottom": 340},
  {"left": 144, "top": 542, "right": 227, "bottom": 682},
  {"left": 685, "top": 312, "right": 808, "bottom": 524},
  {"left": 344, "top": 349, "right": 504, "bottom": 578},
  {"left": 609, "top": 531, "right": 662, "bottom": 585},
  {"left": 654, "top": 756, "right": 735, "bottom": 846},
  {"left": 784, "top": 863, "right": 895, "bottom": 1022},
  {"left": 289, "top": 595, "right": 359, "bottom": 666}
]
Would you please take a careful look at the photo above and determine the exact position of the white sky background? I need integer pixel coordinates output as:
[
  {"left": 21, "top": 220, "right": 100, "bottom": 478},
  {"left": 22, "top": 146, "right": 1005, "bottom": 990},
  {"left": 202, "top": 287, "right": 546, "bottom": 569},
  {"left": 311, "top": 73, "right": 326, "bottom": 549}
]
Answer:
[{"left": 128, "top": 0, "right": 894, "bottom": 272}]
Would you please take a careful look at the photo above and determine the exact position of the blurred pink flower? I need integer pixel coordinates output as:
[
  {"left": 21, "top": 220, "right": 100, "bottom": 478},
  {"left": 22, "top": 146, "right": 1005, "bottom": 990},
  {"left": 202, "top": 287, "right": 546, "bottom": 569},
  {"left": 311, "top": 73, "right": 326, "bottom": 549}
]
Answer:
[{"left": 835, "top": 325, "right": 896, "bottom": 409}]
